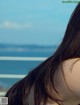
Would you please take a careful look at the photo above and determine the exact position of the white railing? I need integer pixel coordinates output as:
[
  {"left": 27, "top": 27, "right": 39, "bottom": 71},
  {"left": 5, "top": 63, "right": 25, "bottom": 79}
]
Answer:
[
  {"left": 0, "top": 92, "right": 6, "bottom": 96},
  {"left": 0, "top": 56, "right": 47, "bottom": 61},
  {"left": 0, "top": 74, "right": 26, "bottom": 78},
  {"left": 0, "top": 56, "right": 47, "bottom": 96}
]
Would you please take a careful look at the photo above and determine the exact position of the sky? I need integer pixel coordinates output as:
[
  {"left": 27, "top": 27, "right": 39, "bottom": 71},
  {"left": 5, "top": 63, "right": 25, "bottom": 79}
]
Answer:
[{"left": 0, "top": 0, "right": 77, "bottom": 45}]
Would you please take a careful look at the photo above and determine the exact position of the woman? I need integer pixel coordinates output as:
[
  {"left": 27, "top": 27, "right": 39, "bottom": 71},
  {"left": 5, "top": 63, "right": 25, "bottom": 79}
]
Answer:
[{"left": 5, "top": 3, "right": 80, "bottom": 105}]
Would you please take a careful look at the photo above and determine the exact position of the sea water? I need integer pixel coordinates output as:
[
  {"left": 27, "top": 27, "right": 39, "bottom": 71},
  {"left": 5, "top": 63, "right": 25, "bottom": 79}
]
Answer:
[{"left": 0, "top": 45, "right": 57, "bottom": 89}]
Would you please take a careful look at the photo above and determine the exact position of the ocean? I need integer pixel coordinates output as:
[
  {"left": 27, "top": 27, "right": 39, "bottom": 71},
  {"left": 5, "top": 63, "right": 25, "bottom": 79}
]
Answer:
[{"left": 0, "top": 44, "right": 58, "bottom": 90}]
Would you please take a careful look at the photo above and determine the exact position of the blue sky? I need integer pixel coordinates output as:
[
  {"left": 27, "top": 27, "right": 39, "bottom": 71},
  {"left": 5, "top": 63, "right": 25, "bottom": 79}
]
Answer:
[{"left": 0, "top": 0, "right": 77, "bottom": 45}]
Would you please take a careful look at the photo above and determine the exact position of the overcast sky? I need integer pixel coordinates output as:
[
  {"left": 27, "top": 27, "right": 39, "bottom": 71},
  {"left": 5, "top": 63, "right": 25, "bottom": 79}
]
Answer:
[{"left": 0, "top": 0, "right": 77, "bottom": 45}]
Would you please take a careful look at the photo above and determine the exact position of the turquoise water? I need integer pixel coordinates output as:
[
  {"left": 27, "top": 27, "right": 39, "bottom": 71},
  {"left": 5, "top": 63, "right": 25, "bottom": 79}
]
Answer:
[
  {"left": 0, "top": 45, "right": 57, "bottom": 89},
  {"left": 0, "top": 60, "right": 42, "bottom": 88}
]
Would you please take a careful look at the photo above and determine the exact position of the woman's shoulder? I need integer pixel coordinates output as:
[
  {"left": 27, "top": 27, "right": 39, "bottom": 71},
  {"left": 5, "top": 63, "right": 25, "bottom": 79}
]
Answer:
[
  {"left": 62, "top": 57, "right": 80, "bottom": 82},
  {"left": 61, "top": 57, "right": 80, "bottom": 75},
  {"left": 62, "top": 57, "right": 80, "bottom": 66},
  {"left": 62, "top": 57, "right": 80, "bottom": 72},
  {"left": 62, "top": 57, "right": 80, "bottom": 97},
  {"left": 27, "top": 85, "right": 58, "bottom": 105}
]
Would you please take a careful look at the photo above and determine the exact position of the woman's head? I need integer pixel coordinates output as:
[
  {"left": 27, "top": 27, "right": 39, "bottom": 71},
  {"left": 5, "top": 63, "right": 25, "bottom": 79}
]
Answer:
[
  {"left": 5, "top": 3, "right": 80, "bottom": 105},
  {"left": 60, "top": 3, "right": 80, "bottom": 59}
]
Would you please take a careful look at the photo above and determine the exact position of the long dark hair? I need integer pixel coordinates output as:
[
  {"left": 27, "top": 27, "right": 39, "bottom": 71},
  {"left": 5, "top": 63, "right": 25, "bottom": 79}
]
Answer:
[{"left": 5, "top": 3, "right": 80, "bottom": 105}]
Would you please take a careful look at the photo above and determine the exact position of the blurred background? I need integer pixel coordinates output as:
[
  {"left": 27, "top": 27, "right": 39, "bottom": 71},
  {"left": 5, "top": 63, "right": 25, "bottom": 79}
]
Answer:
[{"left": 0, "top": 0, "right": 77, "bottom": 96}]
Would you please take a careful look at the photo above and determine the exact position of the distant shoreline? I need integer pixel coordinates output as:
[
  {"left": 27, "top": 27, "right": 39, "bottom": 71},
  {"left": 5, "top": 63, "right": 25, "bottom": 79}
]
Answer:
[{"left": 0, "top": 43, "right": 58, "bottom": 48}]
